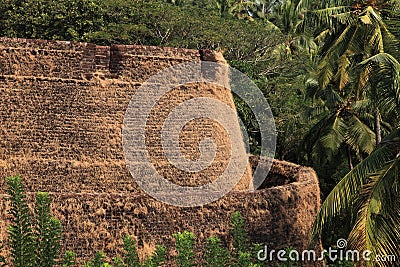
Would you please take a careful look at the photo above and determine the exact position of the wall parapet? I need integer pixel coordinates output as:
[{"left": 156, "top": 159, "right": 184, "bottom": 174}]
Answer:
[{"left": 0, "top": 37, "right": 200, "bottom": 81}]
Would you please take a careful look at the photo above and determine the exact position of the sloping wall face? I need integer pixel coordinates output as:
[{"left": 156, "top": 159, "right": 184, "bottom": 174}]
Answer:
[
  {"left": 0, "top": 38, "right": 320, "bottom": 265},
  {"left": 0, "top": 38, "right": 252, "bottom": 193}
]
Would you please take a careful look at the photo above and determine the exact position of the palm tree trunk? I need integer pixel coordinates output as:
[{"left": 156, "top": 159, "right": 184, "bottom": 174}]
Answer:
[{"left": 374, "top": 108, "right": 381, "bottom": 145}]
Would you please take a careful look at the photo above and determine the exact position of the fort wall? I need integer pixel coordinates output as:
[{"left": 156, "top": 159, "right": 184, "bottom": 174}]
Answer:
[{"left": 0, "top": 38, "right": 321, "bottom": 265}]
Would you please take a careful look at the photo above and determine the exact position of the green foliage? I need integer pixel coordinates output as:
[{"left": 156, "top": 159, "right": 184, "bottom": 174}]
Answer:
[
  {"left": 236, "top": 251, "right": 254, "bottom": 266},
  {"left": 35, "top": 192, "right": 63, "bottom": 267},
  {"left": 312, "top": 129, "right": 400, "bottom": 266},
  {"left": 0, "top": 0, "right": 284, "bottom": 53},
  {"left": 204, "top": 237, "right": 230, "bottom": 267},
  {"left": 2, "top": 178, "right": 260, "bottom": 267},
  {"left": 62, "top": 250, "right": 77, "bottom": 267},
  {"left": 299, "top": 0, "right": 400, "bottom": 202},
  {"left": 303, "top": 1, "right": 400, "bottom": 264},
  {"left": 6, "top": 176, "right": 35, "bottom": 267},
  {"left": 229, "top": 211, "right": 267, "bottom": 266},
  {"left": 84, "top": 236, "right": 166, "bottom": 267},
  {"left": 3, "top": 176, "right": 66, "bottom": 267},
  {"left": 142, "top": 245, "right": 166, "bottom": 267},
  {"left": 122, "top": 235, "right": 140, "bottom": 267},
  {"left": 84, "top": 251, "right": 108, "bottom": 267},
  {"left": 112, "top": 257, "right": 125, "bottom": 267},
  {"left": 0, "top": 0, "right": 105, "bottom": 41},
  {"left": 230, "top": 211, "right": 250, "bottom": 256},
  {"left": 173, "top": 231, "right": 196, "bottom": 267}
]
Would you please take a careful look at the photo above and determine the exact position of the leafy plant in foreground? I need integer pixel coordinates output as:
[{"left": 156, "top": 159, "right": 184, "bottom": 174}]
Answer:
[
  {"left": 173, "top": 231, "right": 196, "bottom": 267},
  {"left": 230, "top": 211, "right": 250, "bottom": 257},
  {"left": 2, "top": 177, "right": 267, "bottom": 267},
  {"left": 122, "top": 235, "right": 140, "bottom": 267},
  {"left": 3, "top": 176, "right": 63, "bottom": 267},
  {"left": 142, "top": 245, "right": 166, "bottom": 267},
  {"left": 7, "top": 175, "right": 36, "bottom": 267},
  {"left": 62, "top": 250, "right": 77, "bottom": 267},
  {"left": 84, "top": 251, "right": 108, "bottom": 267},
  {"left": 35, "top": 192, "right": 62, "bottom": 267},
  {"left": 84, "top": 235, "right": 166, "bottom": 267},
  {"left": 204, "top": 237, "right": 231, "bottom": 267}
]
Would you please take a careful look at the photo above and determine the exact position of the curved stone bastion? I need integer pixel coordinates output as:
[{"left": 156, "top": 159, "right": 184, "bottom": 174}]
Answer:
[{"left": 0, "top": 37, "right": 321, "bottom": 265}]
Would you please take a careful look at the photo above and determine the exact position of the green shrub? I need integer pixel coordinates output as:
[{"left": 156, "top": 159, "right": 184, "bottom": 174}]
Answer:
[
  {"left": 142, "top": 245, "right": 166, "bottom": 267},
  {"left": 204, "top": 237, "right": 231, "bottom": 267},
  {"left": 3, "top": 176, "right": 64, "bottom": 267},
  {"left": 112, "top": 257, "right": 125, "bottom": 267},
  {"left": 173, "top": 231, "right": 196, "bottom": 267},
  {"left": 62, "top": 250, "right": 77, "bottom": 267},
  {"left": 7, "top": 176, "right": 36, "bottom": 267},
  {"left": 230, "top": 211, "right": 250, "bottom": 254},
  {"left": 84, "top": 236, "right": 166, "bottom": 267},
  {"left": 236, "top": 251, "right": 254, "bottom": 267},
  {"left": 122, "top": 235, "right": 140, "bottom": 267},
  {"left": 84, "top": 251, "right": 108, "bottom": 267},
  {"left": 230, "top": 211, "right": 250, "bottom": 257},
  {"left": 35, "top": 192, "right": 63, "bottom": 267}
]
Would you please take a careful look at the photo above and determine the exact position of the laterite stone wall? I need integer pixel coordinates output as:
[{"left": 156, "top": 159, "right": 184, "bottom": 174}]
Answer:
[{"left": 0, "top": 38, "right": 321, "bottom": 266}]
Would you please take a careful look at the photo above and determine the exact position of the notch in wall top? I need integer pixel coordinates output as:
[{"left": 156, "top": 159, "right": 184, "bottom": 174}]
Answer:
[{"left": 199, "top": 49, "right": 228, "bottom": 65}]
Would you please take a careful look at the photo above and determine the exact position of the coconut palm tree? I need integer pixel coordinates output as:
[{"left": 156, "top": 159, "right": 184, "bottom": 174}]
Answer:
[
  {"left": 305, "top": 0, "right": 399, "bottom": 141},
  {"left": 302, "top": 53, "right": 400, "bottom": 171},
  {"left": 307, "top": 1, "right": 400, "bottom": 264},
  {"left": 264, "top": 0, "right": 318, "bottom": 59},
  {"left": 302, "top": 0, "right": 399, "bottom": 169},
  {"left": 302, "top": 77, "right": 377, "bottom": 171},
  {"left": 311, "top": 126, "right": 400, "bottom": 266}
]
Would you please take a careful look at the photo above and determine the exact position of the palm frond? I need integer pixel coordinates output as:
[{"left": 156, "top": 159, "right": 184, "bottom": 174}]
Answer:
[
  {"left": 333, "top": 11, "right": 355, "bottom": 25},
  {"left": 318, "top": 59, "right": 335, "bottom": 90},
  {"left": 348, "top": 157, "right": 400, "bottom": 266},
  {"left": 311, "top": 6, "right": 351, "bottom": 28},
  {"left": 367, "top": 24, "right": 384, "bottom": 54},
  {"left": 315, "top": 28, "right": 333, "bottom": 43},
  {"left": 358, "top": 53, "right": 400, "bottom": 113},
  {"left": 318, "top": 23, "right": 361, "bottom": 90},
  {"left": 334, "top": 53, "right": 351, "bottom": 90},
  {"left": 311, "top": 129, "right": 400, "bottom": 242},
  {"left": 346, "top": 114, "right": 376, "bottom": 155},
  {"left": 319, "top": 114, "right": 347, "bottom": 154}
]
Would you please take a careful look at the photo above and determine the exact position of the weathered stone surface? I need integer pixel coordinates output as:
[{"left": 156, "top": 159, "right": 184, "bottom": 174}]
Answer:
[{"left": 0, "top": 38, "right": 321, "bottom": 266}]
